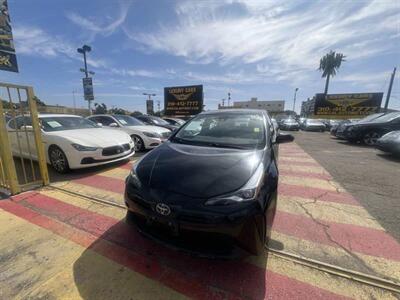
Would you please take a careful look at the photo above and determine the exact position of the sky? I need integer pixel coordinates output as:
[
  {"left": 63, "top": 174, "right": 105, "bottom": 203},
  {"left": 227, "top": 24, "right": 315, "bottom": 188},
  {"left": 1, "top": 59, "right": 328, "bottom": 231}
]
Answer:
[{"left": 3, "top": 0, "right": 400, "bottom": 113}]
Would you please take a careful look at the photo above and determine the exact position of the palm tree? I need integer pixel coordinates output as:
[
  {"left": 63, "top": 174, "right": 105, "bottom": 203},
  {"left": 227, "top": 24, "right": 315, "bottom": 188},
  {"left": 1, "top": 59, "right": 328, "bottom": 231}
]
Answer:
[{"left": 318, "top": 50, "right": 346, "bottom": 94}]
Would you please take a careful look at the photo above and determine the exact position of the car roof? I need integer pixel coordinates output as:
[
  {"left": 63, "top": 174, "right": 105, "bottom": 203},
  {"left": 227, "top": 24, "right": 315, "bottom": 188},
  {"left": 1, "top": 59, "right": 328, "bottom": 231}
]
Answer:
[{"left": 38, "top": 114, "right": 82, "bottom": 118}]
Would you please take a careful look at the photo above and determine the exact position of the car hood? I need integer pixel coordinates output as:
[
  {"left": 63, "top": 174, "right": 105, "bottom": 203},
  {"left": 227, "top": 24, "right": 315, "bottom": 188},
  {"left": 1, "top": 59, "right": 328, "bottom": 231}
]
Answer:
[
  {"left": 136, "top": 142, "right": 264, "bottom": 198},
  {"left": 46, "top": 128, "right": 131, "bottom": 147},
  {"left": 125, "top": 125, "right": 170, "bottom": 134}
]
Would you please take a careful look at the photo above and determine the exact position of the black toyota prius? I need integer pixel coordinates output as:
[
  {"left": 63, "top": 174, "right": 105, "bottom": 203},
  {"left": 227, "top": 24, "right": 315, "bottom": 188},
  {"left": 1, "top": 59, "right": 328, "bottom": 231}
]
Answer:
[{"left": 124, "top": 109, "right": 293, "bottom": 256}]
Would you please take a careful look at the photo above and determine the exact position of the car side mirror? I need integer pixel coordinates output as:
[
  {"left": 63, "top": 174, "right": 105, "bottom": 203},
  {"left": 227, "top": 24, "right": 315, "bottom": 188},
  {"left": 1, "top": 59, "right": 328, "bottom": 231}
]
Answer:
[
  {"left": 275, "top": 134, "right": 294, "bottom": 144},
  {"left": 97, "top": 123, "right": 103, "bottom": 127},
  {"left": 109, "top": 122, "right": 119, "bottom": 127}
]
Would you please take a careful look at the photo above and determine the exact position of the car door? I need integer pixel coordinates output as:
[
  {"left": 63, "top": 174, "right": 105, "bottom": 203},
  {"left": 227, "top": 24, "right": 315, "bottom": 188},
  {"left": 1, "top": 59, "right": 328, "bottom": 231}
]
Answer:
[{"left": 7, "top": 116, "right": 35, "bottom": 158}]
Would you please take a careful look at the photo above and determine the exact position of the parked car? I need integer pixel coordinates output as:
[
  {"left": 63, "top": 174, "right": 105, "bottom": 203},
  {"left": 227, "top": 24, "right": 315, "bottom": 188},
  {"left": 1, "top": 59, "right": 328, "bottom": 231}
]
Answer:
[
  {"left": 324, "top": 119, "right": 342, "bottom": 130},
  {"left": 125, "top": 109, "right": 294, "bottom": 255},
  {"left": 279, "top": 118, "right": 300, "bottom": 131},
  {"left": 163, "top": 117, "right": 186, "bottom": 127},
  {"left": 136, "top": 115, "right": 179, "bottom": 131},
  {"left": 330, "top": 119, "right": 357, "bottom": 137},
  {"left": 376, "top": 131, "right": 400, "bottom": 156},
  {"left": 87, "top": 114, "right": 171, "bottom": 151},
  {"left": 335, "top": 113, "right": 385, "bottom": 139},
  {"left": 7, "top": 114, "right": 134, "bottom": 173},
  {"left": 300, "top": 119, "right": 326, "bottom": 132},
  {"left": 343, "top": 112, "right": 400, "bottom": 145}
]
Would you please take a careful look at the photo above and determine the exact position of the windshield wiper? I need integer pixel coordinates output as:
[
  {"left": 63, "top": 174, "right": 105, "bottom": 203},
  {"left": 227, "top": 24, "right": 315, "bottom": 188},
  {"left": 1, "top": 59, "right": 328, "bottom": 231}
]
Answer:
[{"left": 206, "top": 143, "right": 249, "bottom": 150}]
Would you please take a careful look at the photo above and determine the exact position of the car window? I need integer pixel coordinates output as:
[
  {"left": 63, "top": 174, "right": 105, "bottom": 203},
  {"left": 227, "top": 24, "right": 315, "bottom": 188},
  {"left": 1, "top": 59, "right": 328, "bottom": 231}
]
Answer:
[
  {"left": 96, "top": 116, "right": 115, "bottom": 126},
  {"left": 113, "top": 115, "right": 144, "bottom": 126},
  {"left": 174, "top": 112, "right": 266, "bottom": 149},
  {"left": 150, "top": 116, "right": 169, "bottom": 125},
  {"left": 8, "top": 116, "right": 32, "bottom": 130},
  {"left": 40, "top": 116, "right": 99, "bottom": 132}
]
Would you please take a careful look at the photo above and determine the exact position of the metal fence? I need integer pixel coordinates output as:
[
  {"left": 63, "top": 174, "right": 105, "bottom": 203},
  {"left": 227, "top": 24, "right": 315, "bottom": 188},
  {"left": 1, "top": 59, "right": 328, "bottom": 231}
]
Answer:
[{"left": 0, "top": 82, "right": 49, "bottom": 195}]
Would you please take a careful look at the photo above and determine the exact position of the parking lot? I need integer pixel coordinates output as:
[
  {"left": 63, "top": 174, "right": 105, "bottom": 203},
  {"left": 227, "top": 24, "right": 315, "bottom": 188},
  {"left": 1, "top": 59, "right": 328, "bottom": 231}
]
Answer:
[{"left": 1, "top": 132, "right": 399, "bottom": 299}]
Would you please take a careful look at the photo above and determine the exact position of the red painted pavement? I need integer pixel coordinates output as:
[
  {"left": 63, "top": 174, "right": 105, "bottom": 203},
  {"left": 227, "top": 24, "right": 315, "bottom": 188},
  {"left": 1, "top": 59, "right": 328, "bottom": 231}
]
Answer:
[
  {"left": 0, "top": 195, "right": 348, "bottom": 300},
  {"left": 272, "top": 210, "right": 400, "bottom": 261}
]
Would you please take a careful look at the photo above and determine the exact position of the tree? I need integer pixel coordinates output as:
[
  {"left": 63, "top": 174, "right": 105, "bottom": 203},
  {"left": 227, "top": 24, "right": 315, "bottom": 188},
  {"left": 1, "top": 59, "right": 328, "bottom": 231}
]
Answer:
[
  {"left": 93, "top": 103, "right": 107, "bottom": 114},
  {"left": 33, "top": 96, "right": 46, "bottom": 106},
  {"left": 109, "top": 107, "right": 127, "bottom": 115},
  {"left": 130, "top": 111, "right": 143, "bottom": 117},
  {"left": 318, "top": 50, "right": 346, "bottom": 94}
]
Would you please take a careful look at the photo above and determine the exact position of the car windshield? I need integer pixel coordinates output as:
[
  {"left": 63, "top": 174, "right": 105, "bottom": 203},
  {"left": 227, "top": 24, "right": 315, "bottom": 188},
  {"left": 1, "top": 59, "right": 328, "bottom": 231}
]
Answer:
[
  {"left": 173, "top": 112, "right": 266, "bottom": 149},
  {"left": 40, "top": 116, "right": 99, "bottom": 132},
  {"left": 150, "top": 116, "right": 169, "bottom": 125},
  {"left": 113, "top": 115, "right": 144, "bottom": 126},
  {"left": 370, "top": 112, "right": 400, "bottom": 123}
]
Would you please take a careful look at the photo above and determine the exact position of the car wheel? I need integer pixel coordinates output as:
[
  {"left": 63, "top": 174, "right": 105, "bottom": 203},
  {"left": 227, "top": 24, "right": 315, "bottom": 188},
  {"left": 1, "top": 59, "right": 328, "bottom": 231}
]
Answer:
[
  {"left": 49, "top": 145, "right": 70, "bottom": 173},
  {"left": 363, "top": 131, "right": 381, "bottom": 146},
  {"left": 131, "top": 135, "right": 145, "bottom": 152}
]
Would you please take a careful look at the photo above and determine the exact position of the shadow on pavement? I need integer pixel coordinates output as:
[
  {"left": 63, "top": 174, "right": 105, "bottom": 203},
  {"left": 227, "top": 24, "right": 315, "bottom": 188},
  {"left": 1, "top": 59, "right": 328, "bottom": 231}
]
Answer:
[
  {"left": 73, "top": 218, "right": 269, "bottom": 299},
  {"left": 376, "top": 153, "right": 400, "bottom": 163}
]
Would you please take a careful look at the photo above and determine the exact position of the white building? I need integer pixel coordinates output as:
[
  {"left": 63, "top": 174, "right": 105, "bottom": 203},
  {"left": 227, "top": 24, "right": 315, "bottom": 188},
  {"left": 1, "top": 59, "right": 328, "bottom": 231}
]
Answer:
[{"left": 231, "top": 98, "right": 285, "bottom": 113}]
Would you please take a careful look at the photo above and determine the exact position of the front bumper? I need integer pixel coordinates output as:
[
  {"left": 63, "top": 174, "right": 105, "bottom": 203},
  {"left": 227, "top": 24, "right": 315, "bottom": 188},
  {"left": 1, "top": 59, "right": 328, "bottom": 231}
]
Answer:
[
  {"left": 124, "top": 179, "right": 266, "bottom": 256},
  {"left": 303, "top": 126, "right": 325, "bottom": 131},
  {"left": 67, "top": 147, "right": 135, "bottom": 169},
  {"left": 142, "top": 136, "right": 165, "bottom": 149}
]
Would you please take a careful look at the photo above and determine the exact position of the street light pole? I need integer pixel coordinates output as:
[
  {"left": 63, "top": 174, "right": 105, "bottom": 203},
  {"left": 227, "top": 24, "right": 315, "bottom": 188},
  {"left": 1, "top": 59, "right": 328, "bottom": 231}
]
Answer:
[
  {"left": 293, "top": 88, "right": 299, "bottom": 113},
  {"left": 77, "top": 45, "right": 92, "bottom": 114},
  {"left": 72, "top": 89, "right": 77, "bottom": 114}
]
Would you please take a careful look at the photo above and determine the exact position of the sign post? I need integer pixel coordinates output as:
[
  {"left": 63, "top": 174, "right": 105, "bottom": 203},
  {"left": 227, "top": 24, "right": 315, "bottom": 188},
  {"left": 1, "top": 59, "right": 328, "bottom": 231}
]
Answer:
[
  {"left": 313, "top": 93, "right": 383, "bottom": 119},
  {"left": 164, "top": 85, "right": 203, "bottom": 116},
  {"left": 0, "top": 0, "right": 18, "bottom": 73}
]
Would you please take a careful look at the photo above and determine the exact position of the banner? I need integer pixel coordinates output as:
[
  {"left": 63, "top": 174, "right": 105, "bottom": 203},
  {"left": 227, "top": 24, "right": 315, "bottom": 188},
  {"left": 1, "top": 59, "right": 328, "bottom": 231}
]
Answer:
[
  {"left": 146, "top": 99, "right": 154, "bottom": 115},
  {"left": 0, "top": 0, "right": 18, "bottom": 72},
  {"left": 314, "top": 93, "right": 383, "bottom": 119},
  {"left": 164, "top": 85, "right": 203, "bottom": 116},
  {"left": 82, "top": 77, "right": 94, "bottom": 101}
]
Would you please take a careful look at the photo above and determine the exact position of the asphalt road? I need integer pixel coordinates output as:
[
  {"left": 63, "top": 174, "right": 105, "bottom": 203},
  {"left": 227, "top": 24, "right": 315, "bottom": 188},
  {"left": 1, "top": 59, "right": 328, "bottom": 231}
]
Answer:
[{"left": 288, "top": 130, "right": 400, "bottom": 242}]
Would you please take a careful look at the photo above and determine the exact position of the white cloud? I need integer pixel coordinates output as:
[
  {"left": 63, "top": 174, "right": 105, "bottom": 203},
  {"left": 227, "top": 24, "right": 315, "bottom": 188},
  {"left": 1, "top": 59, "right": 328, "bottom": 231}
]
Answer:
[
  {"left": 127, "top": 0, "right": 399, "bottom": 79},
  {"left": 13, "top": 25, "right": 108, "bottom": 68},
  {"left": 66, "top": 1, "right": 132, "bottom": 40}
]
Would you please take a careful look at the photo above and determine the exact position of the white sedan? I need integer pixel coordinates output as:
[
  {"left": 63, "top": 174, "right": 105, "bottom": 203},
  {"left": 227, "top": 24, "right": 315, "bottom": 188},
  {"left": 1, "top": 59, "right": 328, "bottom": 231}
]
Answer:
[
  {"left": 7, "top": 114, "right": 135, "bottom": 173},
  {"left": 87, "top": 114, "right": 171, "bottom": 151}
]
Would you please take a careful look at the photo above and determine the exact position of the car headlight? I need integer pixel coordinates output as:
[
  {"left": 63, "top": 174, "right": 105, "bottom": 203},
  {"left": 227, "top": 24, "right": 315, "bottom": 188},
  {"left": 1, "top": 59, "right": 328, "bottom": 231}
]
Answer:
[
  {"left": 205, "top": 163, "right": 264, "bottom": 206},
  {"left": 71, "top": 143, "right": 98, "bottom": 151},
  {"left": 143, "top": 131, "right": 161, "bottom": 138}
]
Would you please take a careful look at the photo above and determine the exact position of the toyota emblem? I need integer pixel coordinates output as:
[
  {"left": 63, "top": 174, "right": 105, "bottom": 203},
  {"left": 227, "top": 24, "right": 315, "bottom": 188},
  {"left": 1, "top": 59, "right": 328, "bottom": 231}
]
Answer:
[{"left": 155, "top": 203, "right": 171, "bottom": 216}]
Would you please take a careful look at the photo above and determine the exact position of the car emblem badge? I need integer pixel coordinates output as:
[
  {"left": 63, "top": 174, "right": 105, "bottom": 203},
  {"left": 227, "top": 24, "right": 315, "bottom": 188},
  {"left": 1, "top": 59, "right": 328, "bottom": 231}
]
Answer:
[{"left": 155, "top": 203, "right": 171, "bottom": 216}]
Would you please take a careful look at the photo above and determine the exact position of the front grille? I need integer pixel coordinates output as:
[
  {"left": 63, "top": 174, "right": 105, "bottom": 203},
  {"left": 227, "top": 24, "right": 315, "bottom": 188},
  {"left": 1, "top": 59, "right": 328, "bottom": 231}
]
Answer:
[{"left": 102, "top": 143, "right": 130, "bottom": 156}]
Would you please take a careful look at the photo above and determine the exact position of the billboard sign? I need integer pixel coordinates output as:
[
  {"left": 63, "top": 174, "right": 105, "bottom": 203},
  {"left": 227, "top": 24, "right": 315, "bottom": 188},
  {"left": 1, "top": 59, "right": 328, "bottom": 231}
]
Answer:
[
  {"left": 314, "top": 93, "right": 383, "bottom": 119},
  {"left": 82, "top": 77, "right": 94, "bottom": 101},
  {"left": 0, "top": 0, "right": 18, "bottom": 72},
  {"left": 164, "top": 85, "right": 203, "bottom": 116},
  {"left": 146, "top": 99, "right": 154, "bottom": 115}
]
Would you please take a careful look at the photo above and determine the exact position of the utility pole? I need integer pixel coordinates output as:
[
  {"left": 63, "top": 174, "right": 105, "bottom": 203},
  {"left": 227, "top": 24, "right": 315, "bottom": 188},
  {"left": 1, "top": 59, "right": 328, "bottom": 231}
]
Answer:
[
  {"left": 72, "top": 89, "right": 77, "bottom": 114},
  {"left": 293, "top": 87, "right": 299, "bottom": 112},
  {"left": 384, "top": 67, "right": 396, "bottom": 112},
  {"left": 228, "top": 92, "right": 231, "bottom": 107}
]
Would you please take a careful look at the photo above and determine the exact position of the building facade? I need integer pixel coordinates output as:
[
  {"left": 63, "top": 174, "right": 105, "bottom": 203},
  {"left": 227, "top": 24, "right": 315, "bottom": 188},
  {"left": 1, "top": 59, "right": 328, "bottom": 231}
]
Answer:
[
  {"left": 219, "top": 97, "right": 285, "bottom": 114},
  {"left": 300, "top": 97, "right": 315, "bottom": 117}
]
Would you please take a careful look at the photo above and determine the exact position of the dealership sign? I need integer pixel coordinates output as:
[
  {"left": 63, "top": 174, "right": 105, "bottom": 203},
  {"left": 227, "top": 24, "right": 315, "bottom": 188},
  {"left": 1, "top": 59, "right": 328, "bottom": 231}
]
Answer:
[
  {"left": 314, "top": 93, "right": 383, "bottom": 119},
  {"left": 0, "top": 0, "right": 18, "bottom": 72},
  {"left": 164, "top": 85, "right": 203, "bottom": 116},
  {"left": 82, "top": 77, "right": 94, "bottom": 101}
]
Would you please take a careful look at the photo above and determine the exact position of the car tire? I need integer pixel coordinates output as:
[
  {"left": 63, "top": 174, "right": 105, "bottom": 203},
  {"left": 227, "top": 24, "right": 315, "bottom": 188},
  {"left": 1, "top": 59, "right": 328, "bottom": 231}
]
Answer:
[
  {"left": 49, "top": 145, "right": 70, "bottom": 173},
  {"left": 363, "top": 131, "right": 381, "bottom": 146},
  {"left": 131, "top": 135, "right": 145, "bottom": 152}
]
